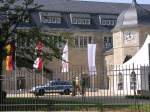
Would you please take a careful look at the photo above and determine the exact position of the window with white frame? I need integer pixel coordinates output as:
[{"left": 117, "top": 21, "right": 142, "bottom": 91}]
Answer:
[
  {"left": 71, "top": 17, "right": 91, "bottom": 25},
  {"left": 101, "top": 19, "right": 116, "bottom": 26},
  {"left": 103, "top": 36, "right": 113, "bottom": 51},
  {"left": 40, "top": 12, "right": 61, "bottom": 24},
  {"left": 41, "top": 16, "right": 61, "bottom": 24},
  {"left": 74, "top": 36, "right": 94, "bottom": 48},
  {"left": 118, "top": 73, "right": 124, "bottom": 90}
]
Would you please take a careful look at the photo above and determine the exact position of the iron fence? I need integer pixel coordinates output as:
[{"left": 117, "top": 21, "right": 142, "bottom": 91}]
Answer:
[{"left": 0, "top": 64, "right": 150, "bottom": 111}]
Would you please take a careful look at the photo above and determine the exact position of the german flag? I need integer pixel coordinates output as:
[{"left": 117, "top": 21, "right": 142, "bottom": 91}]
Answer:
[{"left": 6, "top": 55, "right": 13, "bottom": 71}]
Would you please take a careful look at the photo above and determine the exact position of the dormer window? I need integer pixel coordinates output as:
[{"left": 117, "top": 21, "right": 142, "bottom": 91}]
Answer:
[
  {"left": 70, "top": 13, "right": 91, "bottom": 25},
  {"left": 101, "top": 19, "right": 116, "bottom": 26},
  {"left": 40, "top": 12, "right": 61, "bottom": 24},
  {"left": 99, "top": 15, "right": 117, "bottom": 26},
  {"left": 72, "top": 18, "right": 91, "bottom": 25}
]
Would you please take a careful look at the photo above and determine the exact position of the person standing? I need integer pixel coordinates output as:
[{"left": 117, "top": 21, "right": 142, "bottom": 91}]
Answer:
[{"left": 75, "top": 76, "right": 80, "bottom": 95}]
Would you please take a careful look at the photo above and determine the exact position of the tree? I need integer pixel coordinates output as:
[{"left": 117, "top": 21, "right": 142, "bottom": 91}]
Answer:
[{"left": 0, "top": 0, "right": 71, "bottom": 101}]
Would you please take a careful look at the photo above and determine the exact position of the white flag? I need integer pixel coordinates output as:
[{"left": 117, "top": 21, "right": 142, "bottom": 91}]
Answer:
[
  {"left": 88, "top": 44, "right": 97, "bottom": 75},
  {"left": 62, "top": 43, "right": 69, "bottom": 72}
]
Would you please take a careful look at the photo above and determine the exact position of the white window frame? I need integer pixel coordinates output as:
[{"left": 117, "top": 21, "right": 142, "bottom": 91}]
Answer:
[
  {"left": 71, "top": 17, "right": 91, "bottom": 25},
  {"left": 101, "top": 19, "right": 116, "bottom": 26},
  {"left": 39, "top": 12, "right": 61, "bottom": 24},
  {"left": 74, "top": 36, "right": 94, "bottom": 48}
]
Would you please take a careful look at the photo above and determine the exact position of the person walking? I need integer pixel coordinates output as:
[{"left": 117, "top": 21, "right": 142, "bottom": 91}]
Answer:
[{"left": 75, "top": 76, "right": 80, "bottom": 95}]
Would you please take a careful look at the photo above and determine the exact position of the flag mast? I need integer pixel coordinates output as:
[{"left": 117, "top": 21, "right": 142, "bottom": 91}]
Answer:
[
  {"left": 15, "top": 35, "right": 17, "bottom": 91},
  {"left": 42, "top": 59, "right": 44, "bottom": 84}
]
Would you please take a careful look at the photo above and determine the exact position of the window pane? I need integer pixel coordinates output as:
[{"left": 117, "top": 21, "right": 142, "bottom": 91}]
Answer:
[
  {"left": 88, "top": 36, "right": 92, "bottom": 44},
  {"left": 72, "top": 18, "right": 90, "bottom": 25},
  {"left": 41, "top": 14, "right": 61, "bottom": 24},
  {"left": 103, "top": 36, "right": 113, "bottom": 51},
  {"left": 75, "top": 36, "right": 79, "bottom": 47},
  {"left": 72, "top": 18, "right": 77, "bottom": 24},
  {"left": 80, "top": 36, "right": 84, "bottom": 47},
  {"left": 109, "top": 37, "right": 112, "bottom": 43},
  {"left": 78, "top": 19, "right": 82, "bottom": 24},
  {"left": 74, "top": 36, "right": 93, "bottom": 48},
  {"left": 57, "top": 18, "right": 61, "bottom": 23},
  {"left": 84, "top": 37, "right": 87, "bottom": 47}
]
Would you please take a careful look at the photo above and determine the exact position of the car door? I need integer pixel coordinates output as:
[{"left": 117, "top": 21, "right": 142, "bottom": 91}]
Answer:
[
  {"left": 53, "top": 81, "right": 63, "bottom": 92},
  {"left": 44, "top": 81, "right": 55, "bottom": 93}
]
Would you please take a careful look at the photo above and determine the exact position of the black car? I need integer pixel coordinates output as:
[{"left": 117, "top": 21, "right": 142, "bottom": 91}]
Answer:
[{"left": 30, "top": 80, "right": 73, "bottom": 96}]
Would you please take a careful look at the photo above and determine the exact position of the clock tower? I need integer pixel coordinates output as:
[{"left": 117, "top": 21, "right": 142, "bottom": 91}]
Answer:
[{"left": 112, "top": 0, "right": 150, "bottom": 65}]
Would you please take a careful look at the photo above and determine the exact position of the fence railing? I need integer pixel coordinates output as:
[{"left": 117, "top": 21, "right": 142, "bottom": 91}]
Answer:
[{"left": 0, "top": 64, "right": 150, "bottom": 111}]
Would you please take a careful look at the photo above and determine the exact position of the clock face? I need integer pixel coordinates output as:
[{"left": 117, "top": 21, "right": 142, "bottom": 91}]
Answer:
[{"left": 124, "top": 31, "right": 137, "bottom": 42}]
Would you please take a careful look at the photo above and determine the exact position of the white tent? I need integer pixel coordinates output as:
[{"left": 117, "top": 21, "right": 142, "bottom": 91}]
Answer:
[
  {"left": 124, "top": 35, "right": 150, "bottom": 66},
  {"left": 112, "top": 35, "right": 150, "bottom": 95}
]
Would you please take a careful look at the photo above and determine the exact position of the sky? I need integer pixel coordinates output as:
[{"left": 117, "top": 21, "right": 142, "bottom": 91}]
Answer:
[{"left": 80, "top": 0, "right": 150, "bottom": 4}]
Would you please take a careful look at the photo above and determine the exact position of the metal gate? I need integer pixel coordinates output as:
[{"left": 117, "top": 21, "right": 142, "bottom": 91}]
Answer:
[{"left": 0, "top": 65, "right": 150, "bottom": 111}]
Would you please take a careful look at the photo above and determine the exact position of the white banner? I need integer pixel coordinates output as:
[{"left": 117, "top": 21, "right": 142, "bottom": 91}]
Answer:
[
  {"left": 88, "top": 44, "right": 97, "bottom": 75},
  {"left": 62, "top": 43, "right": 69, "bottom": 73}
]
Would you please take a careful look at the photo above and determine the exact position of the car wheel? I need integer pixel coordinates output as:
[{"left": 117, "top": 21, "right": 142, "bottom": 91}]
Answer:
[
  {"left": 64, "top": 89, "right": 70, "bottom": 95},
  {"left": 39, "top": 89, "right": 45, "bottom": 96}
]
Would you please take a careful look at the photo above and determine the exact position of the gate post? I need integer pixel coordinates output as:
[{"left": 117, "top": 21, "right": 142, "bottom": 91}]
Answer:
[
  {"left": 148, "top": 44, "right": 150, "bottom": 90},
  {"left": 148, "top": 44, "right": 150, "bottom": 66}
]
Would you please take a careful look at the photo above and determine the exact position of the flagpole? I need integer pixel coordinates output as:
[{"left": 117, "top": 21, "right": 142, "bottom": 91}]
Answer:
[
  {"left": 42, "top": 61, "right": 43, "bottom": 84},
  {"left": 14, "top": 43, "right": 17, "bottom": 91},
  {"left": 14, "top": 35, "right": 17, "bottom": 91}
]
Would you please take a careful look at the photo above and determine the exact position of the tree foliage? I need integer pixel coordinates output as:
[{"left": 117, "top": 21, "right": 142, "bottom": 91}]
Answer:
[{"left": 0, "top": 0, "right": 72, "bottom": 70}]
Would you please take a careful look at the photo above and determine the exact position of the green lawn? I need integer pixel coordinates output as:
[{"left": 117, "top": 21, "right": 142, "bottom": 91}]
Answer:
[{"left": 1, "top": 98, "right": 150, "bottom": 111}]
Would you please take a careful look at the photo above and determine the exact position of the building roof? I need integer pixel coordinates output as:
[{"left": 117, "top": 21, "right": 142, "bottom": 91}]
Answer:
[
  {"left": 8, "top": 0, "right": 150, "bottom": 32},
  {"left": 14, "top": 0, "right": 150, "bottom": 14},
  {"left": 114, "top": 0, "right": 150, "bottom": 31}
]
